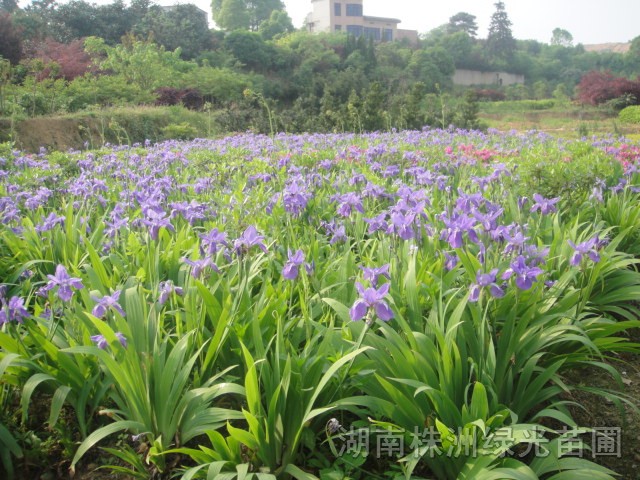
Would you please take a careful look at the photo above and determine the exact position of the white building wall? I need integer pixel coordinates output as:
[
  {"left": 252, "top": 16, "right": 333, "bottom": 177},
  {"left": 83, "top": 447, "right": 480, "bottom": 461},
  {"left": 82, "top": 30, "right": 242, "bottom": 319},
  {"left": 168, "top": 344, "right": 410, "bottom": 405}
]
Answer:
[{"left": 453, "top": 69, "right": 525, "bottom": 87}]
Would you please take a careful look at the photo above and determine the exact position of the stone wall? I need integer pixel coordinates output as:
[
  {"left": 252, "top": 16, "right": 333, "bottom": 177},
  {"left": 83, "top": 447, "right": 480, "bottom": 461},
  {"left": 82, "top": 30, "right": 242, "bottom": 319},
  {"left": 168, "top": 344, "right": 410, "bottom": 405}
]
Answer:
[{"left": 453, "top": 69, "right": 525, "bottom": 87}]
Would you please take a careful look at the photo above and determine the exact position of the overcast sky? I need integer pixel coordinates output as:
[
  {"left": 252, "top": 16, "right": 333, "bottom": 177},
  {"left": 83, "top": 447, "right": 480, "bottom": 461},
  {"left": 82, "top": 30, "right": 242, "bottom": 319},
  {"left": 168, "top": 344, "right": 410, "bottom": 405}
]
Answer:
[
  {"left": 281, "top": 0, "right": 640, "bottom": 45},
  {"left": 22, "top": 0, "right": 640, "bottom": 45}
]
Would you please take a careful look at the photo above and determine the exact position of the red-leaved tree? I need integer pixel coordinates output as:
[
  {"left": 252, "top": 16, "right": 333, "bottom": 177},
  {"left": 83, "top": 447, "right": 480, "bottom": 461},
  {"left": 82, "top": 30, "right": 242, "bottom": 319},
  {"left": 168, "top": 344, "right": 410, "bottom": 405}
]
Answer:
[
  {"left": 577, "top": 70, "right": 640, "bottom": 106},
  {"left": 32, "top": 38, "right": 93, "bottom": 80}
]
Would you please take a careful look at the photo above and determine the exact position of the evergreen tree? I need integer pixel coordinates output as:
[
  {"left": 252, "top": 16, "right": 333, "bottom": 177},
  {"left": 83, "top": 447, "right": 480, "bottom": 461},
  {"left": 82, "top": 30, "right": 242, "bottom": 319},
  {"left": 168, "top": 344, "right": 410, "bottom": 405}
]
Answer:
[
  {"left": 362, "top": 81, "right": 386, "bottom": 131},
  {"left": 447, "top": 12, "right": 478, "bottom": 38},
  {"left": 487, "top": 1, "right": 515, "bottom": 60},
  {"left": 401, "top": 82, "right": 426, "bottom": 130}
]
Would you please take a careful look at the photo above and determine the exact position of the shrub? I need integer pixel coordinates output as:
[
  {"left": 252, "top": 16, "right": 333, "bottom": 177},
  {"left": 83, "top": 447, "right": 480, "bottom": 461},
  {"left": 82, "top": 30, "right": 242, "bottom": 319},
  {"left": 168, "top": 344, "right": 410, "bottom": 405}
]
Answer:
[
  {"left": 577, "top": 70, "right": 640, "bottom": 106},
  {"left": 618, "top": 105, "right": 640, "bottom": 124},
  {"left": 160, "top": 122, "right": 199, "bottom": 140},
  {"left": 474, "top": 89, "right": 505, "bottom": 101},
  {"left": 154, "top": 87, "right": 204, "bottom": 111},
  {"left": 153, "top": 87, "right": 183, "bottom": 106}
]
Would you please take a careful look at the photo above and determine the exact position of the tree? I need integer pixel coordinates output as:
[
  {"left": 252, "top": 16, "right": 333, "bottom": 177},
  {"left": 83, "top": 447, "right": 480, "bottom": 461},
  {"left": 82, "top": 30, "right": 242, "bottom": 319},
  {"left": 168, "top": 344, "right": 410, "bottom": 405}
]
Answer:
[
  {"left": 0, "top": 57, "right": 11, "bottom": 114},
  {"left": 487, "top": 1, "right": 515, "bottom": 60},
  {"left": 10, "top": 0, "right": 55, "bottom": 42},
  {"left": 453, "top": 89, "right": 481, "bottom": 130},
  {"left": 136, "top": 4, "right": 212, "bottom": 59},
  {"left": 223, "top": 30, "right": 277, "bottom": 71},
  {"left": 624, "top": 35, "right": 640, "bottom": 74},
  {"left": 437, "top": 31, "right": 474, "bottom": 67},
  {"left": 213, "top": 0, "right": 285, "bottom": 31},
  {"left": 258, "top": 9, "right": 293, "bottom": 40},
  {"left": 550, "top": 28, "right": 573, "bottom": 47},
  {"left": 0, "top": 0, "right": 18, "bottom": 13},
  {"left": 401, "top": 82, "right": 426, "bottom": 130},
  {"left": 217, "top": 0, "right": 250, "bottom": 31},
  {"left": 362, "top": 81, "right": 386, "bottom": 131},
  {"left": 47, "top": 0, "right": 148, "bottom": 45},
  {"left": 447, "top": 12, "right": 478, "bottom": 38},
  {"left": 576, "top": 70, "right": 640, "bottom": 107},
  {"left": 32, "top": 38, "right": 93, "bottom": 80},
  {"left": 0, "top": 12, "right": 22, "bottom": 64},
  {"left": 84, "top": 35, "right": 191, "bottom": 91}
]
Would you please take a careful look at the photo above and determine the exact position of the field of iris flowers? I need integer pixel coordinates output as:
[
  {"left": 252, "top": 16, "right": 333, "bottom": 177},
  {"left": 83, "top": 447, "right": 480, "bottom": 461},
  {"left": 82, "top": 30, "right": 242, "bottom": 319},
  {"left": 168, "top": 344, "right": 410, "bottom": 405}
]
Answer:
[{"left": 1, "top": 129, "right": 640, "bottom": 479}]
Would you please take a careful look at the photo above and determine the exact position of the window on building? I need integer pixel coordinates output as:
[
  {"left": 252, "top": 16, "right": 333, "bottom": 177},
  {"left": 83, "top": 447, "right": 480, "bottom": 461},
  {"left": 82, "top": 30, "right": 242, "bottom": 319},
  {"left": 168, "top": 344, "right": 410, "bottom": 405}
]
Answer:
[
  {"left": 346, "top": 24, "right": 363, "bottom": 37},
  {"left": 364, "top": 27, "right": 381, "bottom": 41},
  {"left": 335, "top": 25, "right": 342, "bottom": 31},
  {"left": 383, "top": 28, "right": 393, "bottom": 41},
  {"left": 346, "top": 3, "right": 363, "bottom": 16},
  {"left": 334, "top": 2, "right": 341, "bottom": 16}
]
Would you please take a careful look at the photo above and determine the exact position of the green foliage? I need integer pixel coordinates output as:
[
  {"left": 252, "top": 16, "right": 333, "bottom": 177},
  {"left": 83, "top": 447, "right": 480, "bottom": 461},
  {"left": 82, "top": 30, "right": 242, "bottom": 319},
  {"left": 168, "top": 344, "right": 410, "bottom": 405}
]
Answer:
[
  {"left": 618, "top": 105, "right": 640, "bottom": 124},
  {"left": 84, "top": 36, "right": 194, "bottom": 91},
  {"left": 161, "top": 122, "right": 199, "bottom": 140},
  {"left": 508, "top": 141, "right": 620, "bottom": 201},
  {"left": 217, "top": 0, "right": 250, "bottom": 31},
  {"left": 135, "top": 4, "right": 212, "bottom": 59},
  {"left": 453, "top": 90, "right": 482, "bottom": 130},
  {"left": 213, "top": 0, "right": 285, "bottom": 31},
  {"left": 259, "top": 10, "right": 294, "bottom": 40},
  {"left": 1, "top": 130, "right": 639, "bottom": 479},
  {"left": 447, "top": 12, "right": 478, "bottom": 38},
  {"left": 487, "top": 1, "right": 516, "bottom": 60}
]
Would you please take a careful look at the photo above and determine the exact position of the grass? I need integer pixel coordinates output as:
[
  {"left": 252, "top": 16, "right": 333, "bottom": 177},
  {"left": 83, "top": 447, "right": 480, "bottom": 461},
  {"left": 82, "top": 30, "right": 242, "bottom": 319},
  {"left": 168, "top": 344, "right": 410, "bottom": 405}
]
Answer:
[{"left": 479, "top": 100, "right": 640, "bottom": 139}]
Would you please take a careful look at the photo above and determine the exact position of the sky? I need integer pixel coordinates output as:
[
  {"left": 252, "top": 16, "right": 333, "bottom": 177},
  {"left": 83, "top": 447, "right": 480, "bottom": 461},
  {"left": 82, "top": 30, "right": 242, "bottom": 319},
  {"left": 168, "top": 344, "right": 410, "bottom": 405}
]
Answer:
[
  {"left": 282, "top": 0, "right": 640, "bottom": 45},
  {"left": 20, "top": 0, "right": 640, "bottom": 45}
]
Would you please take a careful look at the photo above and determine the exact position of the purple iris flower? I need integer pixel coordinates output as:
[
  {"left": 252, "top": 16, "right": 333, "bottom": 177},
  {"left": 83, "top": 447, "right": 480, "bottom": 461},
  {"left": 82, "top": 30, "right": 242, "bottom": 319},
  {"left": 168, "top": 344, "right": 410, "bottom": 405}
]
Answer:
[
  {"left": 199, "top": 228, "right": 228, "bottom": 256},
  {"left": 283, "top": 181, "right": 312, "bottom": 217},
  {"left": 104, "top": 216, "right": 129, "bottom": 237},
  {"left": 328, "top": 224, "right": 347, "bottom": 245},
  {"left": 440, "top": 212, "right": 478, "bottom": 249},
  {"left": 568, "top": 237, "right": 602, "bottom": 266},
  {"left": 473, "top": 207, "right": 504, "bottom": 233},
  {"left": 142, "top": 209, "right": 174, "bottom": 240},
  {"left": 350, "top": 282, "right": 394, "bottom": 322},
  {"left": 91, "top": 332, "right": 127, "bottom": 350},
  {"left": 304, "top": 260, "right": 315, "bottom": 276},
  {"left": 336, "top": 192, "right": 364, "bottom": 218},
  {"left": 362, "top": 182, "right": 388, "bottom": 199},
  {"left": 36, "top": 212, "right": 65, "bottom": 233},
  {"left": 469, "top": 269, "right": 504, "bottom": 302},
  {"left": 364, "top": 213, "right": 388, "bottom": 234},
  {"left": 158, "top": 280, "right": 184, "bottom": 305},
  {"left": 387, "top": 212, "right": 416, "bottom": 240},
  {"left": 502, "top": 256, "right": 544, "bottom": 290},
  {"left": 44, "top": 265, "right": 84, "bottom": 302},
  {"left": 233, "top": 226, "right": 268, "bottom": 255},
  {"left": 361, "top": 264, "right": 390, "bottom": 288},
  {"left": 182, "top": 257, "right": 220, "bottom": 279},
  {"left": 503, "top": 229, "right": 529, "bottom": 255},
  {"left": 523, "top": 244, "right": 550, "bottom": 267},
  {"left": 282, "top": 249, "right": 305, "bottom": 280},
  {"left": 91, "top": 290, "right": 125, "bottom": 318},
  {"left": 443, "top": 252, "right": 459, "bottom": 271},
  {"left": 530, "top": 194, "right": 560, "bottom": 215},
  {"left": 0, "top": 296, "right": 30, "bottom": 325}
]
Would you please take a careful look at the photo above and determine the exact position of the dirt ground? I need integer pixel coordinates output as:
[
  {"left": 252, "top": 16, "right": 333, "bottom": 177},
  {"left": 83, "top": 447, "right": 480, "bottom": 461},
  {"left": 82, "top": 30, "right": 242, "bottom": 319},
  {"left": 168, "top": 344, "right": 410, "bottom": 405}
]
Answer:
[{"left": 564, "top": 330, "right": 640, "bottom": 480}]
